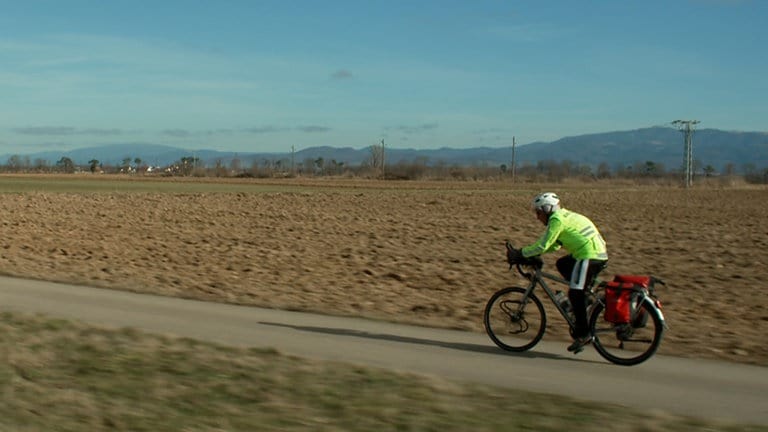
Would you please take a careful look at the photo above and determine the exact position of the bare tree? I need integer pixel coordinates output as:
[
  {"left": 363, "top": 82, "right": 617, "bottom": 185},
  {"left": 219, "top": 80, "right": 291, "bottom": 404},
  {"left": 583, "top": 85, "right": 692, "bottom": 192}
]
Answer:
[
  {"left": 89, "top": 159, "right": 101, "bottom": 174},
  {"left": 724, "top": 163, "right": 736, "bottom": 177},
  {"left": 120, "top": 157, "right": 132, "bottom": 173},
  {"left": 6, "top": 155, "right": 21, "bottom": 172},
  {"left": 34, "top": 158, "right": 49, "bottom": 172},
  {"left": 596, "top": 162, "right": 611, "bottom": 179},
  {"left": 56, "top": 157, "right": 75, "bottom": 173},
  {"left": 230, "top": 156, "right": 242, "bottom": 174},
  {"left": 214, "top": 159, "right": 227, "bottom": 177},
  {"left": 368, "top": 144, "right": 384, "bottom": 175}
]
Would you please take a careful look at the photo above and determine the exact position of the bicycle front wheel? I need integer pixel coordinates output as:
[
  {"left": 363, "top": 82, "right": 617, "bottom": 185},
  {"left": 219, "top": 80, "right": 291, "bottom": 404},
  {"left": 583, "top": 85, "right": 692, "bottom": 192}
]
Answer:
[
  {"left": 484, "top": 287, "right": 546, "bottom": 352},
  {"left": 589, "top": 298, "right": 664, "bottom": 366}
]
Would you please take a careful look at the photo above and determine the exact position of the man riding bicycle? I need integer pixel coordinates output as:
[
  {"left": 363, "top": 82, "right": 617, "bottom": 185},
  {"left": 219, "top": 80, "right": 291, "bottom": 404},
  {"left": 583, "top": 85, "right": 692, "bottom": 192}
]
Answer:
[{"left": 507, "top": 192, "right": 608, "bottom": 354}]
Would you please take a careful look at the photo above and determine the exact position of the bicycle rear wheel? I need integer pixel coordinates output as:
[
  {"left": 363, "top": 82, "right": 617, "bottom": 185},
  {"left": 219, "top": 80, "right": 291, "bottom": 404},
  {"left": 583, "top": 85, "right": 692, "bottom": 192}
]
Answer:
[
  {"left": 484, "top": 287, "right": 546, "bottom": 352},
  {"left": 589, "top": 298, "right": 664, "bottom": 366}
]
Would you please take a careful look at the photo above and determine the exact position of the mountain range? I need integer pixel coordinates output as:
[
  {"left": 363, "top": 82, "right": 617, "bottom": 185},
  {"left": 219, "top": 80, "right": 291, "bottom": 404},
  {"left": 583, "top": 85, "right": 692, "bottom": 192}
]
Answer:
[{"left": 3, "top": 127, "right": 767, "bottom": 173}]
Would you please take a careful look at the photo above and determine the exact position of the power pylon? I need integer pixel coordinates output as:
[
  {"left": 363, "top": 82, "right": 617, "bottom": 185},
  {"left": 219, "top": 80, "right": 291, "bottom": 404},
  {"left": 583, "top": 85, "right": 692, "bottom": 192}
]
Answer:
[
  {"left": 511, "top": 136, "right": 517, "bottom": 183},
  {"left": 672, "top": 120, "right": 700, "bottom": 188}
]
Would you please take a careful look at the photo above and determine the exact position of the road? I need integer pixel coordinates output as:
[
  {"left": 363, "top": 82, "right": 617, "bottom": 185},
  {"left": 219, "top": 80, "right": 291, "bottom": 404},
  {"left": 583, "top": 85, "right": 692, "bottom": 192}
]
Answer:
[{"left": 1, "top": 275, "right": 766, "bottom": 425}]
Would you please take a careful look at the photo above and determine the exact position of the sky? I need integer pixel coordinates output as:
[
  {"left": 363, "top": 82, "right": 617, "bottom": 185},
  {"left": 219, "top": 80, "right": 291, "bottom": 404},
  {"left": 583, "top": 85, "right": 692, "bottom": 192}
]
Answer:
[{"left": 1, "top": 0, "right": 766, "bottom": 155}]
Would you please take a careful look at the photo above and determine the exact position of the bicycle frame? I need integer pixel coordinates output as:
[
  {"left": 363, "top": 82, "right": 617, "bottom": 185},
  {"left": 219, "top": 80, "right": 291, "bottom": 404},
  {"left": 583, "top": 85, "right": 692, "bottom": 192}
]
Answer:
[{"left": 516, "top": 264, "right": 585, "bottom": 331}]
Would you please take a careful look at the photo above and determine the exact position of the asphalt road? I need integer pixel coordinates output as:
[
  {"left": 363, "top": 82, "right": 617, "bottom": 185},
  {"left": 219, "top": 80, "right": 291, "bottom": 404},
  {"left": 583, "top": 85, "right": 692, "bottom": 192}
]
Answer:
[{"left": 1, "top": 275, "right": 766, "bottom": 425}]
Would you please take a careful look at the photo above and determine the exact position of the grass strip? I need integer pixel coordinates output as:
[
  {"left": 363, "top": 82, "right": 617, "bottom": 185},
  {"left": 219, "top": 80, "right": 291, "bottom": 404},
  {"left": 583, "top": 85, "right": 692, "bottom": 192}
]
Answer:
[{"left": 0, "top": 312, "right": 763, "bottom": 432}]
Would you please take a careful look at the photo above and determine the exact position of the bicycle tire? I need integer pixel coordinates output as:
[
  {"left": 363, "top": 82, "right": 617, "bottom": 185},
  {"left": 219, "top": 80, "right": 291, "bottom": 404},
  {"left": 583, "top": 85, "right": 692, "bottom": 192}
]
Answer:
[
  {"left": 589, "top": 297, "right": 664, "bottom": 366},
  {"left": 484, "top": 287, "right": 546, "bottom": 352}
]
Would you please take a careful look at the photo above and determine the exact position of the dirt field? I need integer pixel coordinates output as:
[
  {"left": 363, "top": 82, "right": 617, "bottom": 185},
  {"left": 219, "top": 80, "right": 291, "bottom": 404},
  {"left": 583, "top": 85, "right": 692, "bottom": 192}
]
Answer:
[{"left": 0, "top": 177, "right": 765, "bottom": 366}]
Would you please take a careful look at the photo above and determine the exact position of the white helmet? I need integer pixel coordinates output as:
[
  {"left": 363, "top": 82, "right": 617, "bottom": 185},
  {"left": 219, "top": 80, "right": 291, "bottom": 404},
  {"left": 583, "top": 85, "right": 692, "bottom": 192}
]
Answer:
[{"left": 532, "top": 192, "right": 560, "bottom": 214}]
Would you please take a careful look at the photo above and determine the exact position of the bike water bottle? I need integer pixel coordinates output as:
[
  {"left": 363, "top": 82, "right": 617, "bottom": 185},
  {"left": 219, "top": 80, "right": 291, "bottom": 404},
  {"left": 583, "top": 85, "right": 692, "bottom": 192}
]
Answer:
[{"left": 555, "top": 291, "right": 572, "bottom": 315}]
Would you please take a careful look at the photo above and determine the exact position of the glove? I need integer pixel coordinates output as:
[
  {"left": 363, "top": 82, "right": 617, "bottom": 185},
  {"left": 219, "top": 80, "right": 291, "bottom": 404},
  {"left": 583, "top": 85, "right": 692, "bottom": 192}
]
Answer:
[{"left": 506, "top": 247, "right": 524, "bottom": 265}]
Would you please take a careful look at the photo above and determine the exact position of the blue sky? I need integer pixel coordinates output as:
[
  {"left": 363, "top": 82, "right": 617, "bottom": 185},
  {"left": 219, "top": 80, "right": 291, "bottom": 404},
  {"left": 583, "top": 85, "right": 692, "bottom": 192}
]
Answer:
[{"left": 1, "top": 0, "right": 765, "bottom": 154}]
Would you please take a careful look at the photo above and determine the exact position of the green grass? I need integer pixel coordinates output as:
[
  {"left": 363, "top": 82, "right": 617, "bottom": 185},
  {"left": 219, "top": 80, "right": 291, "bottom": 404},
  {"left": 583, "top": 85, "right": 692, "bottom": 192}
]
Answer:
[{"left": 0, "top": 312, "right": 764, "bottom": 432}]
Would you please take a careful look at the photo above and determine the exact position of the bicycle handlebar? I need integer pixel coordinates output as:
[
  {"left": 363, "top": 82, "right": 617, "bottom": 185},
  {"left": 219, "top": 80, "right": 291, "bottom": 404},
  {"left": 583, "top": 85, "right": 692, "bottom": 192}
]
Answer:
[{"left": 505, "top": 240, "right": 543, "bottom": 278}]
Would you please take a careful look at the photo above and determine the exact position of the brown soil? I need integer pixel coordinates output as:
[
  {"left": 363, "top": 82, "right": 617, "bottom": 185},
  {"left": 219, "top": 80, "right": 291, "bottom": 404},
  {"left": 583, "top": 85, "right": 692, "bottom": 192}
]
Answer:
[{"left": 1, "top": 178, "right": 766, "bottom": 366}]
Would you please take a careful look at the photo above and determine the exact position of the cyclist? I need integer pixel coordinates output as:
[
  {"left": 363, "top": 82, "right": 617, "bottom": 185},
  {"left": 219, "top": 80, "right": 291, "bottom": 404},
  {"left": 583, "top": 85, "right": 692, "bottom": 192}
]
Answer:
[{"left": 507, "top": 192, "right": 608, "bottom": 354}]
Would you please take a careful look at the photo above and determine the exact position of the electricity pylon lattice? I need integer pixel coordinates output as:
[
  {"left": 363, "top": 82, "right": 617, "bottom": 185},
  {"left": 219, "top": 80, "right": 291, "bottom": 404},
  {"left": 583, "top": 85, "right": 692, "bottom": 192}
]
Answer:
[{"left": 672, "top": 120, "right": 700, "bottom": 188}]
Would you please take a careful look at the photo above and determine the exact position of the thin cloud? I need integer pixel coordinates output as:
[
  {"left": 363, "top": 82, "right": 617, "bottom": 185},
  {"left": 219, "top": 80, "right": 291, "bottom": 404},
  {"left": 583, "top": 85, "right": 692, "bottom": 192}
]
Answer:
[
  {"left": 297, "top": 126, "right": 331, "bottom": 133},
  {"left": 387, "top": 123, "right": 439, "bottom": 134},
  {"left": 331, "top": 69, "right": 353, "bottom": 80},
  {"left": 207, "top": 128, "right": 236, "bottom": 135},
  {"left": 244, "top": 126, "right": 290, "bottom": 134},
  {"left": 241, "top": 125, "right": 330, "bottom": 134},
  {"left": 12, "top": 126, "right": 76, "bottom": 135},
  {"left": 81, "top": 128, "right": 124, "bottom": 136},
  {"left": 161, "top": 129, "right": 193, "bottom": 138},
  {"left": 12, "top": 126, "right": 123, "bottom": 136},
  {"left": 168, "top": 129, "right": 237, "bottom": 137},
  {"left": 472, "top": 127, "right": 514, "bottom": 135}
]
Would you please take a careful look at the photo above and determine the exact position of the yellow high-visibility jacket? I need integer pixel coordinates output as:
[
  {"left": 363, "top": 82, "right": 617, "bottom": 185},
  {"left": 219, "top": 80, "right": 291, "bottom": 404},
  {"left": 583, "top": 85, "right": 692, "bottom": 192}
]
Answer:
[{"left": 522, "top": 208, "right": 608, "bottom": 260}]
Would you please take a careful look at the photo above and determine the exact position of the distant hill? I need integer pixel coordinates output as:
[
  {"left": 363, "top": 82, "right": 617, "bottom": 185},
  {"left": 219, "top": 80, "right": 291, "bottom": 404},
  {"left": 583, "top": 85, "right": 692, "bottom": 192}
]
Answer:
[
  {"left": 3, "top": 127, "right": 767, "bottom": 172},
  {"left": 515, "top": 127, "right": 768, "bottom": 171}
]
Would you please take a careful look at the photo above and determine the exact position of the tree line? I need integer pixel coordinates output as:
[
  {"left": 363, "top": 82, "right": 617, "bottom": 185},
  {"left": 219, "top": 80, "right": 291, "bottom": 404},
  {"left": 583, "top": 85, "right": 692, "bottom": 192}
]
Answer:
[{"left": 2, "top": 149, "right": 767, "bottom": 184}]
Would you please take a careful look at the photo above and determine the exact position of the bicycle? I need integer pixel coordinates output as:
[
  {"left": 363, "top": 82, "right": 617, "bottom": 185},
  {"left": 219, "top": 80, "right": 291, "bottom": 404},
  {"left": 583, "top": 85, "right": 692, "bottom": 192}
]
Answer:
[{"left": 483, "top": 242, "right": 667, "bottom": 366}]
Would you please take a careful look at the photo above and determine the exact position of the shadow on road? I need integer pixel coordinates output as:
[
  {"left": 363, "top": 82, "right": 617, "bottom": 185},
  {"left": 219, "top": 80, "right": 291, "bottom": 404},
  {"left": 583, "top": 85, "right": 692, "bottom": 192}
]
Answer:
[{"left": 259, "top": 321, "right": 592, "bottom": 363}]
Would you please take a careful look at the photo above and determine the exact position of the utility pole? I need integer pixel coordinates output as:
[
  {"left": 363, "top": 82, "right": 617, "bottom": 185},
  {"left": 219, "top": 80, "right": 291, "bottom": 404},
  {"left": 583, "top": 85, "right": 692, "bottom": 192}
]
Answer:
[
  {"left": 381, "top": 138, "right": 386, "bottom": 180},
  {"left": 291, "top": 145, "right": 295, "bottom": 176},
  {"left": 511, "top": 136, "right": 517, "bottom": 183},
  {"left": 672, "top": 120, "right": 700, "bottom": 188},
  {"left": 192, "top": 149, "right": 197, "bottom": 176}
]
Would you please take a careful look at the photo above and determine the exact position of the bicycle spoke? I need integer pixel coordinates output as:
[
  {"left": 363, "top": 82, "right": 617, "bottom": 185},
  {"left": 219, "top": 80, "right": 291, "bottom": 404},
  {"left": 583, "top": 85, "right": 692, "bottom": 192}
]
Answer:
[
  {"left": 484, "top": 287, "right": 546, "bottom": 352},
  {"left": 590, "top": 299, "right": 664, "bottom": 366}
]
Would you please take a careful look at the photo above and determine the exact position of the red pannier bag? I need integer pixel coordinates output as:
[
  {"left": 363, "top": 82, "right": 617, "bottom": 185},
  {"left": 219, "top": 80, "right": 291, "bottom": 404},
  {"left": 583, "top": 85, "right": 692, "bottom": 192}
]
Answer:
[
  {"left": 603, "top": 275, "right": 651, "bottom": 324},
  {"left": 613, "top": 275, "right": 651, "bottom": 287}
]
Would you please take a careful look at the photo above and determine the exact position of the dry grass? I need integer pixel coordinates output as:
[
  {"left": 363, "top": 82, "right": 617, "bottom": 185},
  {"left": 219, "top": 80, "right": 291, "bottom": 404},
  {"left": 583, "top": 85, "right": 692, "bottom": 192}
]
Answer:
[{"left": 2, "top": 312, "right": 764, "bottom": 432}]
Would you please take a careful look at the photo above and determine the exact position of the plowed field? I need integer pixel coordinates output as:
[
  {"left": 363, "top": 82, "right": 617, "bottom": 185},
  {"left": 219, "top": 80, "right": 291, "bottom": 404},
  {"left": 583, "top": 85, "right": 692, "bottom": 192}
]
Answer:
[{"left": 1, "top": 176, "right": 765, "bottom": 365}]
